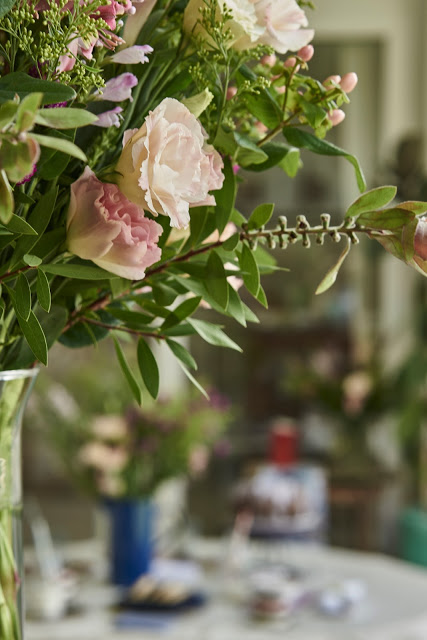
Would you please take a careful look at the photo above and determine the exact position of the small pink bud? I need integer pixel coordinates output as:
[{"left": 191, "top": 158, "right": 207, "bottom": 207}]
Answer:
[
  {"left": 261, "top": 54, "right": 277, "bottom": 67},
  {"left": 340, "top": 72, "right": 358, "bottom": 93},
  {"left": 284, "top": 57, "right": 299, "bottom": 70},
  {"left": 226, "top": 86, "right": 237, "bottom": 100},
  {"left": 298, "top": 44, "right": 314, "bottom": 62},
  {"left": 275, "top": 86, "right": 286, "bottom": 95},
  {"left": 328, "top": 109, "right": 346, "bottom": 126},
  {"left": 414, "top": 217, "right": 427, "bottom": 260},
  {"left": 255, "top": 121, "right": 268, "bottom": 135},
  {"left": 323, "top": 75, "right": 341, "bottom": 88},
  {"left": 232, "top": 164, "right": 240, "bottom": 175}
]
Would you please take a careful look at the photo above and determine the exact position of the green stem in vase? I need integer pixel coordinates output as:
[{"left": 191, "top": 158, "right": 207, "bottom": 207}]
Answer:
[{"left": 0, "top": 373, "right": 35, "bottom": 640}]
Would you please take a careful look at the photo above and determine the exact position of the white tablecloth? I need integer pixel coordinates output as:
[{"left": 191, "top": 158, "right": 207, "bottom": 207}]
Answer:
[{"left": 26, "top": 540, "right": 427, "bottom": 640}]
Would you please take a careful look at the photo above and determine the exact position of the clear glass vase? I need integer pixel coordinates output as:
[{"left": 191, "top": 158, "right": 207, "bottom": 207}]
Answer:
[{"left": 0, "top": 368, "right": 38, "bottom": 640}]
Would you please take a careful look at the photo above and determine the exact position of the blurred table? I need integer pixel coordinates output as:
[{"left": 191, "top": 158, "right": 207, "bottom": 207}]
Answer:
[{"left": 26, "top": 539, "right": 427, "bottom": 640}]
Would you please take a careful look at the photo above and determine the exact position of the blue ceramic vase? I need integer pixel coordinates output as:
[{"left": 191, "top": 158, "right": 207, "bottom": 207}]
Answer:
[{"left": 106, "top": 499, "right": 155, "bottom": 586}]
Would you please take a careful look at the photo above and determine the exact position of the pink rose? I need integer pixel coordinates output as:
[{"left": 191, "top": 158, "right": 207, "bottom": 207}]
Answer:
[
  {"left": 115, "top": 98, "right": 224, "bottom": 229},
  {"left": 66, "top": 167, "right": 162, "bottom": 280}
]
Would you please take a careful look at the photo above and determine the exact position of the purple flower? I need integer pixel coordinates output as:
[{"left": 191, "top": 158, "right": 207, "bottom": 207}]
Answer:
[
  {"left": 94, "top": 73, "right": 138, "bottom": 102},
  {"left": 110, "top": 45, "right": 153, "bottom": 65},
  {"left": 93, "top": 106, "right": 123, "bottom": 128}
]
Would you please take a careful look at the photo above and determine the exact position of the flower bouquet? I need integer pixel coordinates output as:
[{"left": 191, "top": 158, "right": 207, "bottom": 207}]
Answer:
[
  {"left": 31, "top": 383, "right": 233, "bottom": 499},
  {"left": 0, "top": 0, "right": 427, "bottom": 636}
]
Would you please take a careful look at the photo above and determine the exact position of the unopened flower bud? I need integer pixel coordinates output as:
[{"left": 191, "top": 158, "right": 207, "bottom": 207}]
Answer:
[
  {"left": 298, "top": 44, "right": 314, "bottom": 62},
  {"left": 261, "top": 54, "right": 277, "bottom": 67},
  {"left": 340, "top": 72, "right": 358, "bottom": 93},
  {"left": 284, "top": 56, "right": 299, "bottom": 70},
  {"left": 226, "top": 86, "right": 237, "bottom": 100},
  {"left": 255, "top": 121, "right": 268, "bottom": 134},
  {"left": 414, "top": 217, "right": 427, "bottom": 260},
  {"left": 323, "top": 74, "right": 341, "bottom": 88},
  {"left": 328, "top": 109, "right": 346, "bottom": 126}
]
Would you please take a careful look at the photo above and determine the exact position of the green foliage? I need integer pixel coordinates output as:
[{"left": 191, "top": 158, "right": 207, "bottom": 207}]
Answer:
[{"left": 0, "top": 0, "right": 422, "bottom": 406}]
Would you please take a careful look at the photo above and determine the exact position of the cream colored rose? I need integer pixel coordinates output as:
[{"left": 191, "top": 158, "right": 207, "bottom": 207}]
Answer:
[
  {"left": 254, "top": 0, "right": 314, "bottom": 54},
  {"left": 183, "top": 0, "right": 314, "bottom": 55},
  {"left": 183, "top": 0, "right": 263, "bottom": 50},
  {"left": 116, "top": 98, "right": 224, "bottom": 229}
]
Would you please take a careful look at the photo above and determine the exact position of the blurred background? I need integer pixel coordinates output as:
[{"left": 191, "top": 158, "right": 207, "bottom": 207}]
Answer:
[{"left": 23, "top": 0, "right": 427, "bottom": 635}]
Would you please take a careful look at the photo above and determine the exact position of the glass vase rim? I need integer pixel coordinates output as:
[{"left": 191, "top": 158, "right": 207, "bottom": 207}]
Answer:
[{"left": 0, "top": 367, "right": 39, "bottom": 381}]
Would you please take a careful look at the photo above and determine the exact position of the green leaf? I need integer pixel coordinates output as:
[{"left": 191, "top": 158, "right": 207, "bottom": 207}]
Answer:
[
  {"left": 113, "top": 335, "right": 142, "bottom": 405},
  {"left": 6, "top": 215, "right": 37, "bottom": 235},
  {"left": 243, "top": 89, "right": 282, "bottom": 129},
  {"left": 234, "top": 132, "right": 269, "bottom": 167},
  {"left": 13, "top": 190, "right": 35, "bottom": 206},
  {"left": 402, "top": 218, "right": 418, "bottom": 263},
  {"left": 0, "top": 73, "right": 76, "bottom": 105},
  {"left": 283, "top": 127, "right": 366, "bottom": 192},
  {"left": 23, "top": 254, "right": 42, "bottom": 266},
  {"left": 300, "top": 99, "right": 327, "bottom": 129},
  {"left": 213, "top": 126, "right": 238, "bottom": 157},
  {"left": 16, "top": 92, "right": 43, "bottom": 131},
  {"left": 0, "top": 0, "right": 17, "bottom": 19},
  {"left": 316, "top": 238, "right": 351, "bottom": 295},
  {"left": 176, "top": 359, "right": 209, "bottom": 399},
  {"left": 188, "top": 318, "right": 242, "bottom": 352},
  {"left": 227, "top": 284, "right": 246, "bottom": 327},
  {"left": 30, "top": 133, "right": 87, "bottom": 162},
  {"left": 137, "top": 337, "right": 159, "bottom": 399},
  {"left": 0, "top": 169, "right": 13, "bottom": 224},
  {"left": 110, "top": 277, "right": 132, "bottom": 299},
  {"left": 42, "top": 263, "right": 117, "bottom": 280},
  {"left": 239, "top": 243, "right": 260, "bottom": 297},
  {"left": 10, "top": 187, "right": 57, "bottom": 268},
  {"left": 279, "top": 147, "right": 301, "bottom": 177},
  {"left": 237, "top": 65, "right": 282, "bottom": 129},
  {"left": 374, "top": 233, "right": 405, "bottom": 262},
  {"left": 37, "top": 130, "right": 75, "bottom": 180},
  {"left": 345, "top": 186, "right": 397, "bottom": 219},
  {"left": 161, "top": 296, "right": 201, "bottom": 330},
  {"left": 36, "top": 269, "right": 51, "bottom": 312},
  {"left": 35, "top": 107, "right": 98, "bottom": 129},
  {"left": 357, "top": 207, "right": 414, "bottom": 230},
  {"left": 222, "top": 232, "right": 240, "bottom": 252},
  {"left": 214, "top": 156, "right": 236, "bottom": 235},
  {"left": 247, "top": 203, "right": 274, "bottom": 230},
  {"left": 14, "top": 272, "right": 31, "bottom": 320},
  {"left": 398, "top": 201, "right": 427, "bottom": 215},
  {"left": 166, "top": 338, "right": 197, "bottom": 370},
  {"left": 0, "top": 100, "right": 18, "bottom": 129},
  {"left": 186, "top": 206, "right": 210, "bottom": 248},
  {"left": 152, "top": 282, "right": 179, "bottom": 307},
  {"left": 255, "top": 284, "right": 268, "bottom": 308},
  {"left": 205, "top": 250, "right": 229, "bottom": 310},
  {"left": 244, "top": 142, "right": 297, "bottom": 173},
  {"left": 107, "top": 307, "right": 153, "bottom": 327},
  {"left": 60, "top": 313, "right": 110, "bottom": 348},
  {"left": 16, "top": 310, "right": 48, "bottom": 365}
]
